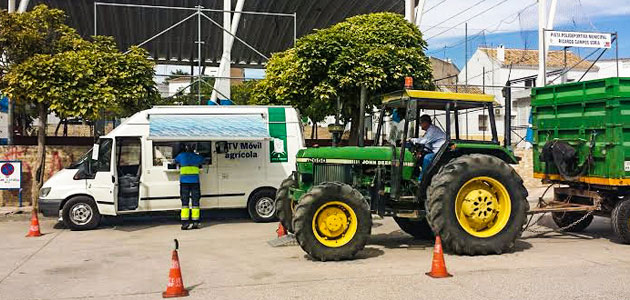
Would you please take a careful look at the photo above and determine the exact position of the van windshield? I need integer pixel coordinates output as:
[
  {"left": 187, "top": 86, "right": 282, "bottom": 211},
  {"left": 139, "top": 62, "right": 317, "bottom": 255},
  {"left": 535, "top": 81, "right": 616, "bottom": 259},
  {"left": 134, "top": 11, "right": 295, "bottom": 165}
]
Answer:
[{"left": 68, "top": 149, "right": 93, "bottom": 169}]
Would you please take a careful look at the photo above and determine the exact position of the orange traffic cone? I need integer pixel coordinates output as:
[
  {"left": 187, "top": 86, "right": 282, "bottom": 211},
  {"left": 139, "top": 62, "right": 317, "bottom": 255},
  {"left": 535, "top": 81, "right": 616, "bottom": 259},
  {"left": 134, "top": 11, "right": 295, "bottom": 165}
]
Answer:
[
  {"left": 26, "top": 209, "right": 42, "bottom": 237},
  {"left": 426, "top": 236, "right": 452, "bottom": 278},
  {"left": 163, "top": 239, "right": 189, "bottom": 298},
  {"left": 276, "top": 223, "right": 287, "bottom": 238}
]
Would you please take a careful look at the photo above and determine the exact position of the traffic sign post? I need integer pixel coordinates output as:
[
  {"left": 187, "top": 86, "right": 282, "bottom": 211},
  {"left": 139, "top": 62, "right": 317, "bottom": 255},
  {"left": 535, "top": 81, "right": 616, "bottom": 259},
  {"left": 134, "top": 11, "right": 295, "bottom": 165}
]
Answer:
[{"left": 0, "top": 161, "right": 22, "bottom": 207}]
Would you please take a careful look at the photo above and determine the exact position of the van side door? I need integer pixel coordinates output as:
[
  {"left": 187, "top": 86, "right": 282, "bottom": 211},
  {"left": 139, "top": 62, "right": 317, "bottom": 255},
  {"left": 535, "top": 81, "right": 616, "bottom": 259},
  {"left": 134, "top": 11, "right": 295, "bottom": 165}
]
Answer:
[{"left": 87, "top": 138, "right": 117, "bottom": 215}]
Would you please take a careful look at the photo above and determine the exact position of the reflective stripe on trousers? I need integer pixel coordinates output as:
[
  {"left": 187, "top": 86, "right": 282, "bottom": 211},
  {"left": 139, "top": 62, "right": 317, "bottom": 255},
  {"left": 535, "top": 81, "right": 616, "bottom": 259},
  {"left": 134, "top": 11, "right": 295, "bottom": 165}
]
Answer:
[
  {"left": 181, "top": 207, "right": 190, "bottom": 221},
  {"left": 191, "top": 207, "right": 200, "bottom": 221}
]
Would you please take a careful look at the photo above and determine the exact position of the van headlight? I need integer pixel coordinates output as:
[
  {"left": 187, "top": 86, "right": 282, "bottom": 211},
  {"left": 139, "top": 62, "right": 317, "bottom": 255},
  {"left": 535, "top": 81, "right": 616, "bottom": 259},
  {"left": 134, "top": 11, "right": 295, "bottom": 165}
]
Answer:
[{"left": 39, "top": 187, "right": 51, "bottom": 198}]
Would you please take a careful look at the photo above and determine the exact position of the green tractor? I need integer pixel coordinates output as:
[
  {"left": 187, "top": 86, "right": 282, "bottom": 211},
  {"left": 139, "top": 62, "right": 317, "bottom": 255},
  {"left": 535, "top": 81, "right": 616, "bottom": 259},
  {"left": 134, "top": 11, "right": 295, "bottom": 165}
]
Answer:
[{"left": 276, "top": 87, "right": 529, "bottom": 261}]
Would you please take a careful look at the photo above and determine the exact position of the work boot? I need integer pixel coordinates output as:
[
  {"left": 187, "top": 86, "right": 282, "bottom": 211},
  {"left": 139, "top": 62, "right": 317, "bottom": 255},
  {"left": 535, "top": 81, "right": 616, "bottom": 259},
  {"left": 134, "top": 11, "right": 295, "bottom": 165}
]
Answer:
[
  {"left": 190, "top": 221, "right": 200, "bottom": 230},
  {"left": 181, "top": 222, "right": 190, "bottom": 230}
]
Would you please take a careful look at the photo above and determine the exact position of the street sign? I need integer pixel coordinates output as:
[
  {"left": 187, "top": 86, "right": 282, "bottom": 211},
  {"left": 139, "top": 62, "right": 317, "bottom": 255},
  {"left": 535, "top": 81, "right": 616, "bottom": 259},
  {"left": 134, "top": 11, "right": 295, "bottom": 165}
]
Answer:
[
  {"left": 546, "top": 31, "right": 612, "bottom": 48},
  {"left": 0, "top": 161, "right": 21, "bottom": 189}
]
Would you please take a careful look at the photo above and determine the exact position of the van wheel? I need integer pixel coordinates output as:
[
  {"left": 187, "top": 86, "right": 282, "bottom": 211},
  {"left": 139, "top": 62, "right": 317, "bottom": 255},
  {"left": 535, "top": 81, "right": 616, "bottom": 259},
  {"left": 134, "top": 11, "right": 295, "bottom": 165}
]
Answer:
[
  {"left": 248, "top": 189, "right": 278, "bottom": 223},
  {"left": 62, "top": 196, "right": 101, "bottom": 231}
]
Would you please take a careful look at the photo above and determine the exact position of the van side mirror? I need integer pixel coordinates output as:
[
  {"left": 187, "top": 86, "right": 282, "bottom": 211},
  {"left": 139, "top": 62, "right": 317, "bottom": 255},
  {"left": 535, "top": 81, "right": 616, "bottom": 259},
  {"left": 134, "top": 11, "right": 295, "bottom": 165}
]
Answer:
[{"left": 215, "top": 141, "right": 228, "bottom": 154}]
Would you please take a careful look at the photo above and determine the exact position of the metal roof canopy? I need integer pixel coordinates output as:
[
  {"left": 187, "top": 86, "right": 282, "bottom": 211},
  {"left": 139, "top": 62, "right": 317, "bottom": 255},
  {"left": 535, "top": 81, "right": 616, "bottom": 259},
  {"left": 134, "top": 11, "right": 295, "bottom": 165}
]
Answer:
[
  {"left": 1, "top": 0, "right": 404, "bottom": 67},
  {"left": 382, "top": 90, "right": 496, "bottom": 110}
]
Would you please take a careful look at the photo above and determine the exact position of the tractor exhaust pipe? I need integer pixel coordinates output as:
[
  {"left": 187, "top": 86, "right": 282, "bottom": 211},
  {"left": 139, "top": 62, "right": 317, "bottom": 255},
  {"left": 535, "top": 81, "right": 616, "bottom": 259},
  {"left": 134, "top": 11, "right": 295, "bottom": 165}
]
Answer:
[{"left": 359, "top": 86, "right": 367, "bottom": 147}]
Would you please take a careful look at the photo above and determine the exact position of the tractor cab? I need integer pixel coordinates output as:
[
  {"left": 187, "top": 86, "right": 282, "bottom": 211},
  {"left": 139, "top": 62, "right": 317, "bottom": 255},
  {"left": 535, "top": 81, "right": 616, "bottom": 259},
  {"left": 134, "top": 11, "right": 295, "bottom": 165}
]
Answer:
[{"left": 375, "top": 90, "right": 518, "bottom": 199}]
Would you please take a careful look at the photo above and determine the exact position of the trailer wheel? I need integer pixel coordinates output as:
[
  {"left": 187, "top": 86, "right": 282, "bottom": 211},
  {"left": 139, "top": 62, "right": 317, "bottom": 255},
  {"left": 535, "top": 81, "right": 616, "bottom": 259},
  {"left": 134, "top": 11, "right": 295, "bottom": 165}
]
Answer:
[
  {"left": 293, "top": 182, "right": 371, "bottom": 261},
  {"left": 275, "top": 176, "right": 297, "bottom": 232},
  {"left": 393, "top": 217, "right": 434, "bottom": 240},
  {"left": 427, "top": 154, "right": 529, "bottom": 255},
  {"left": 62, "top": 196, "right": 101, "bottom": 231},
  {"left": 248, "top": 189, "right": 278, "bottom": 223},
  {"left": 611, "top": 198, "right": 630, "bottom": 244},
  {"left": 551, "top": 196, "right": 594, "bottom": 232}
]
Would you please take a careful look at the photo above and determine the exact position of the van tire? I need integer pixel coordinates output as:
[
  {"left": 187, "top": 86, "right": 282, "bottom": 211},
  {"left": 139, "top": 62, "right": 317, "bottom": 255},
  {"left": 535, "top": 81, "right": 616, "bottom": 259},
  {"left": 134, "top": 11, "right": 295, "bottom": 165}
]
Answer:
[
  {"left": 62, "top": 196, "right": 101, "bottom": 231},
  {"left": 276, "top": 176, "right": 297, "bottom": 232},
  {"left": 248, "top": 189, "right": 278, "bottom": 223}
]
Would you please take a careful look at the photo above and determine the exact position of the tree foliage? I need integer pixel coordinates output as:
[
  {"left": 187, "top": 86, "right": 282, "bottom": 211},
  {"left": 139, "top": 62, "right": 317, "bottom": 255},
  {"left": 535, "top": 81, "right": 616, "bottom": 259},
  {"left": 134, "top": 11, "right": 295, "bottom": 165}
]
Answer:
[
  {"left": 0, "top": 4, "right": 158, "bottom": 206},
  {"left": 0, "top": 5, "right": 158, "bottom": 121},
  {"left": 253, "top": 12, "right": 434, "bottom": 139}
]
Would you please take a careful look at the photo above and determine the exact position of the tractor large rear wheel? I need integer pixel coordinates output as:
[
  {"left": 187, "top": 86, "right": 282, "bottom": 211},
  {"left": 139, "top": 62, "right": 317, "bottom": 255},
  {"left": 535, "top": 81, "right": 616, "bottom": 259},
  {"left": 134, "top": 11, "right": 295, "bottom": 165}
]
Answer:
[
  {"left": 293, "top": 182, "right": 372, "bottom": 261},
  {"left": 275, "top": 176, "right": 297, "bottom": 233},
  {"left": 426, "top": 154, "right": 529, "bottom": 255}
]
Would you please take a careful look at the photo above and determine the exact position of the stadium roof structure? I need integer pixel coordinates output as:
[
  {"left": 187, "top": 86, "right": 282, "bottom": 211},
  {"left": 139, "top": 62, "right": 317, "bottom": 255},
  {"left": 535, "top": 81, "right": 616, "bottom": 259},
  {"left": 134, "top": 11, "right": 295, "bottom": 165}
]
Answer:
[{"left": 1, "top": 0, "right": 404, "bottom": 67}]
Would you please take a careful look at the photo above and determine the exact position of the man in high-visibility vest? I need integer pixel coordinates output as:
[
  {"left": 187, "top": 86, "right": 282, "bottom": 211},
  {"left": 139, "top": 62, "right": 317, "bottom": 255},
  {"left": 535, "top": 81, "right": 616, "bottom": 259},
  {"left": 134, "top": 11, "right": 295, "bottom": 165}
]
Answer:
[{"left": 174, "top": 144, "right": 205, "bottom": 230}]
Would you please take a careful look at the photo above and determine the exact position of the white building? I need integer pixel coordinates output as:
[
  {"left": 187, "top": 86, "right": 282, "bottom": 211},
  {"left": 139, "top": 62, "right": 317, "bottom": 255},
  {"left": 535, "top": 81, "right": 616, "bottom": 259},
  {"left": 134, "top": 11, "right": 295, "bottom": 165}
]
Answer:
[
  {"left": 459, "top": 46, "right": 599, "bottom": 146},
  {"left": 595, "top": 58, "right": 630, "bottom": 78}
]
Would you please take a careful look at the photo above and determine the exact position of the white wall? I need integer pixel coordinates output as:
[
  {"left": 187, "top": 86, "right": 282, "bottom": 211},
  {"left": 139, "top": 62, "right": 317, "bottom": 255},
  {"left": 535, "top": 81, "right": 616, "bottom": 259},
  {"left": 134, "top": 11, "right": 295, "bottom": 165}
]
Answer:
[{"left": 595, "top": 60, "right": 630, "bottom": 78}]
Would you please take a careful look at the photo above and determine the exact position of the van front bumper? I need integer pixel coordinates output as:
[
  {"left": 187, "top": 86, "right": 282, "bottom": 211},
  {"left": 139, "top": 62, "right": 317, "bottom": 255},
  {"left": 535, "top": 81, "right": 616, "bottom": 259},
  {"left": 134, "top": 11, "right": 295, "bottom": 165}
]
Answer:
[{"left": 38, "top": 198, "right": 63, "bottom": 217}]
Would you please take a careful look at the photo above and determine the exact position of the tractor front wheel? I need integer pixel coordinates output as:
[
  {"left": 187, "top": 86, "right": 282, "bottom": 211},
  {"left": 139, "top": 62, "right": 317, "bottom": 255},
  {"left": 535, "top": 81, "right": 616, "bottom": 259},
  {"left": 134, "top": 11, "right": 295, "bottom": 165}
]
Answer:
[
  {"left": 275, "top": 176, "right": 297, "bottom": 232},
  {"left": 293, "top": 182, "right": 372, "bottom": 261},
  {"left": 426, "top": 154, "right": 529, "bottom": 255}
]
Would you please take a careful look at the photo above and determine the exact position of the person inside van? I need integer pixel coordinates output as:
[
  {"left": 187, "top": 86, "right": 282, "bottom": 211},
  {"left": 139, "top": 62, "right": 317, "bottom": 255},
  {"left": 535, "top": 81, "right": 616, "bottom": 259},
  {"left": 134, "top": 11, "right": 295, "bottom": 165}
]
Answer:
[{"left": 174, "top": 143, "right": 205, "bottom": 230}]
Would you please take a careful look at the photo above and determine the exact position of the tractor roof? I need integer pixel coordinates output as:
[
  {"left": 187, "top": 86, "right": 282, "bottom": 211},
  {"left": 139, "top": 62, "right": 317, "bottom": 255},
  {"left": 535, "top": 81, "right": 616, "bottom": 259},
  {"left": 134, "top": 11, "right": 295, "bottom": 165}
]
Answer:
[{"left": 382, "top": 90, "right": 495, "bottom": 110}]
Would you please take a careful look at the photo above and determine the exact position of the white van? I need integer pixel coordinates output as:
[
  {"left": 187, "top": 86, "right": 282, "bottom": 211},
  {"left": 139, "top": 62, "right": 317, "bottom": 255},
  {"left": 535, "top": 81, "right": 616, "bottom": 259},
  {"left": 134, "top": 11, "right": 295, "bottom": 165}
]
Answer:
[{"left": 38, "top": 105, "right": 305, "bottom": 230}]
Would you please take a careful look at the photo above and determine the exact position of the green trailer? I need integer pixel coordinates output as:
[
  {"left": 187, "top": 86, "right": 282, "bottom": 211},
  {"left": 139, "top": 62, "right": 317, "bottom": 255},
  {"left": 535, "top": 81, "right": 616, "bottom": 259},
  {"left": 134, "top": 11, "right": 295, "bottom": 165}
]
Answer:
[{"left": 531, "top": 77, "right": 630, "bottom": 242}]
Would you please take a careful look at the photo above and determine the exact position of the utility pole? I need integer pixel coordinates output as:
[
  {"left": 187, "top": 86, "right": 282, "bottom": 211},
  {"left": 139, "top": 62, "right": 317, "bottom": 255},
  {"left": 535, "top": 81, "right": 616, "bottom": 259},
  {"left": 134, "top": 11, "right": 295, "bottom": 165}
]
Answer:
[
  {"left": 465, "top": 22, "right": 468, "bottom": 88},
  {"left": 405, "top": 0, "right": 415, "bottom": 24},
  {"left": 537, "top": 0, "right": 547, "bottom": 87}
]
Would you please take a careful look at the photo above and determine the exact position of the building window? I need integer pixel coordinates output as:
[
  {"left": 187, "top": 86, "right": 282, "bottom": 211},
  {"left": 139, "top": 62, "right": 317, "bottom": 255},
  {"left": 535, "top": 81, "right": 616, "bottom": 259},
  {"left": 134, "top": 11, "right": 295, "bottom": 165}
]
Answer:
[{"left": 478, "top": 114, "right": 488, "bottom": 132}]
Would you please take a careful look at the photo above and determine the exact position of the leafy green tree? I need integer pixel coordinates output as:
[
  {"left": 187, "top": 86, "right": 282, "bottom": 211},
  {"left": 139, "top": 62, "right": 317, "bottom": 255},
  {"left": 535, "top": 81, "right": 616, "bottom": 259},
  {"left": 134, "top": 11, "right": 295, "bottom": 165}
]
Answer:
[
  {"left": 0, "top": 5, "right": 158, "bottom": 206},
  {"left": 253, "top": 12, "right": 434, "bottom": 143},
  {"left": 232, "top": 80, "right": 258, "bottom": 105}
]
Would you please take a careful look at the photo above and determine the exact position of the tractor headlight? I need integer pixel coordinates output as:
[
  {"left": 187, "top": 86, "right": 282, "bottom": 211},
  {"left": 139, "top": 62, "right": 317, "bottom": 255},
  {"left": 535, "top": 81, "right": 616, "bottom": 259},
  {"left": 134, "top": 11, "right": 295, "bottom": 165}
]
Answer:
[{"left": 39, "top": 187, "right": 51, "bottom": 198}]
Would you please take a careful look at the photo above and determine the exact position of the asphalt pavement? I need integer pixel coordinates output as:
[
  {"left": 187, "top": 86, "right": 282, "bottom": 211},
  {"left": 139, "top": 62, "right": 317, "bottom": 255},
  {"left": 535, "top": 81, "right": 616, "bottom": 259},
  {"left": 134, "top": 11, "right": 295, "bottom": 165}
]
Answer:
[{"left": 1, "top": 195, "right": 629, "bottom": 300}]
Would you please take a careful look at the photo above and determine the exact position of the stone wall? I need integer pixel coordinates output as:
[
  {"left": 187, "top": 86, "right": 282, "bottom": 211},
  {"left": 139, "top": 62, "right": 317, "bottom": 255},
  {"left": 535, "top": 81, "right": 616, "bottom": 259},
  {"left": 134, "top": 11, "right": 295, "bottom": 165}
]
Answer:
[
  {"left": 0, "top": 145, "right": 91, "bottom": 206},
  {"left": 513, "top": 148, "right": 544, "bottom": 190}
]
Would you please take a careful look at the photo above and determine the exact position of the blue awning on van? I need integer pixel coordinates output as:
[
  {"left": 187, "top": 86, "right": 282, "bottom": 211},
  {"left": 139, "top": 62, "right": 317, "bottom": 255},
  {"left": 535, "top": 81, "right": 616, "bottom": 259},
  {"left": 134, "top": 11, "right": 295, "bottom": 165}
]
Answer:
[{"left": 148, "top": 114, "right": 270, "bottom": 141}]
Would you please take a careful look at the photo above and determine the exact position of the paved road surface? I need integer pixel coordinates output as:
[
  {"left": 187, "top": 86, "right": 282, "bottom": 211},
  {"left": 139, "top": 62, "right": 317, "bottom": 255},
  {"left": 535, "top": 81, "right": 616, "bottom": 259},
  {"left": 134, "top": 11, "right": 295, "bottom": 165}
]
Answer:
[{"left": 1, "top": 199, "right": 629, "bottom": 299}]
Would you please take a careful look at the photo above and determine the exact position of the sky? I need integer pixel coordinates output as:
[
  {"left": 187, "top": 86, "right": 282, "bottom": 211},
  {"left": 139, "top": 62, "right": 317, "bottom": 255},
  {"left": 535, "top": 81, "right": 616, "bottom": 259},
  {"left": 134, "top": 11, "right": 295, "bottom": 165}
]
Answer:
[{"left": 420, "top": 0, "right": 630, "bottom": 68}]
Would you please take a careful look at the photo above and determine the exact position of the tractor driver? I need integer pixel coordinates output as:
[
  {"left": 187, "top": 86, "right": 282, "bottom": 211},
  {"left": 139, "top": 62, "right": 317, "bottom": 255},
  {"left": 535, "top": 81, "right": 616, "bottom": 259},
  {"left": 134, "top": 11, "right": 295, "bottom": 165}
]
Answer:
[{"left": 409, "top": 114, "right": 446, "bottom": 181}]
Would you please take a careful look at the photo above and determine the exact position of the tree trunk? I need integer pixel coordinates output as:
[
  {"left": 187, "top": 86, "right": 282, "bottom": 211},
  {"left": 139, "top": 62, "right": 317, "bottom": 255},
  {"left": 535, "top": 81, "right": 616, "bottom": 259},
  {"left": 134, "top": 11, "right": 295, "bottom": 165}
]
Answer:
[{"left": 31, "top": 103, "right": 47, "bottom": 209}]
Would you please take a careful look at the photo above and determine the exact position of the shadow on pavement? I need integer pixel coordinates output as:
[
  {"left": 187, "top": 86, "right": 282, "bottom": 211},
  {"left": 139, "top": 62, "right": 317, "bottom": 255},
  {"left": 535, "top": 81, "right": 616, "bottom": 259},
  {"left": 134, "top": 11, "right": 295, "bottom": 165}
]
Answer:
[
  {"left": 369, "top": 230, "right": 433, "bottom": 250},
  {"left": 303, "top": 247, "right": 385, "bottom": 262},
  {"left": 53, "top": 208, "right": 254, "bottom": 232},
  {"left": 523, "top": 215, "right": 619, "bottom": 243}
]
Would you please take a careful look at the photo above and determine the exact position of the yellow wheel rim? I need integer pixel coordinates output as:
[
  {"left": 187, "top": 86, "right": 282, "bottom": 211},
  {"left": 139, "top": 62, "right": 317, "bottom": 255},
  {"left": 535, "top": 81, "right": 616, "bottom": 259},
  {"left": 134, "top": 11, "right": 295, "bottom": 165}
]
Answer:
[
  {"left": 455, "top": 176, "right": 511, "bottom": 238},
  {"left": 312, "top": 201, "right": 358, "bottom": 248}
]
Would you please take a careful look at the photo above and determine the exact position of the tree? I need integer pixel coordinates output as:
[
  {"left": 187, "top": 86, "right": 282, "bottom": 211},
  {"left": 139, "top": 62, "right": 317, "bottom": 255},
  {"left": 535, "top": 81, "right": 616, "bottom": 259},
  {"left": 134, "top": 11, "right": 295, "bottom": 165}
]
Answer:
[
  {"left": 0, "top": 5, "right": 158, "bottom": 207},
  {"left": 253, "top": 12, "right": 434, "bottom": 143},
  {"left": 232, "top": 80, "right": 258, "bottom": 105}
]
